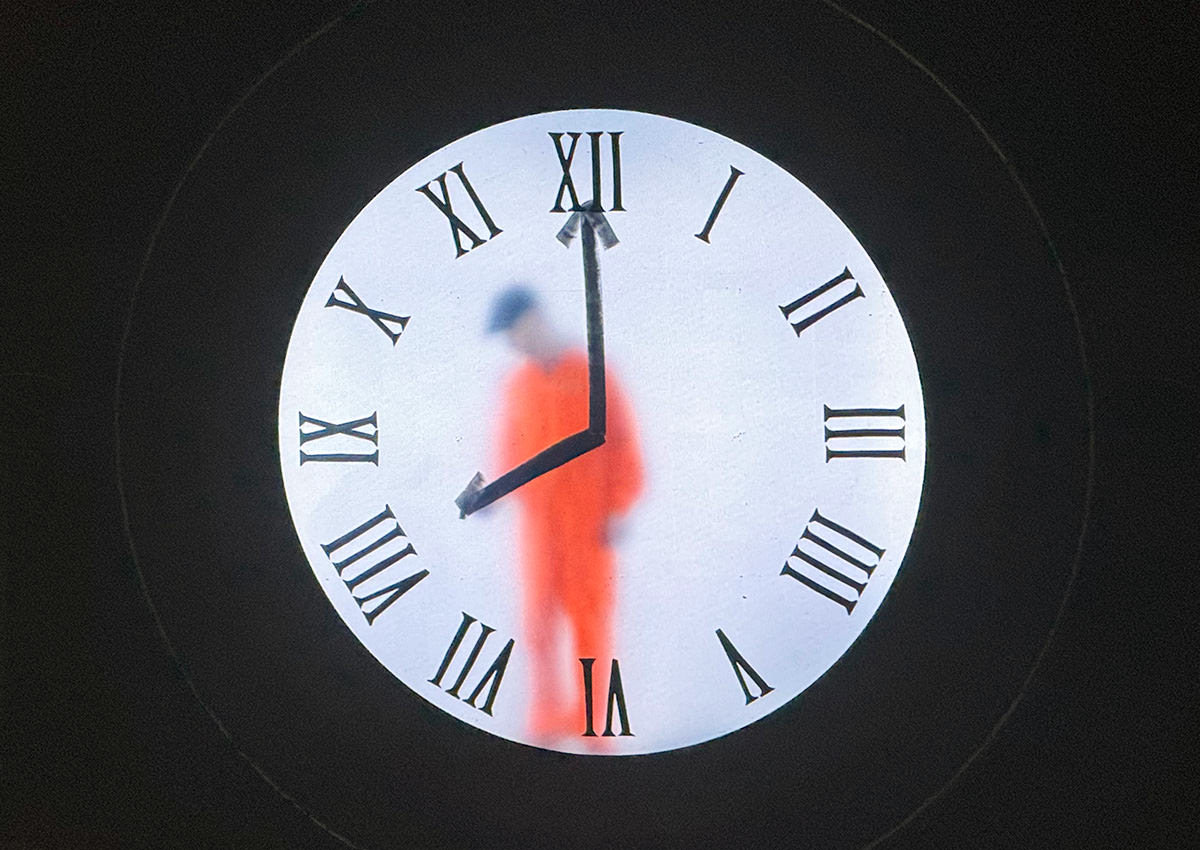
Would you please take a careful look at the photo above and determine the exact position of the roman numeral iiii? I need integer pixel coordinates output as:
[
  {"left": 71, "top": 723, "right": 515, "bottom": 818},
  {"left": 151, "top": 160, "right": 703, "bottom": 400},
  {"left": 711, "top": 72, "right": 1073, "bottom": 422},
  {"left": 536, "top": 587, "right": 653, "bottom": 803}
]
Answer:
[{"left": 781, "top": 509, "right": 885, "bottom": 615}]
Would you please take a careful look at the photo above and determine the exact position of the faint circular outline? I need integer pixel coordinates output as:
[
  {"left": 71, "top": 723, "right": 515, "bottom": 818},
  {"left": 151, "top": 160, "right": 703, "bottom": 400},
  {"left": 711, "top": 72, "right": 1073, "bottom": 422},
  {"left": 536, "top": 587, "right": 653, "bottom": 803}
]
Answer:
[{"left": 110, "top": 2, "right": 1097, "bottom": 848}]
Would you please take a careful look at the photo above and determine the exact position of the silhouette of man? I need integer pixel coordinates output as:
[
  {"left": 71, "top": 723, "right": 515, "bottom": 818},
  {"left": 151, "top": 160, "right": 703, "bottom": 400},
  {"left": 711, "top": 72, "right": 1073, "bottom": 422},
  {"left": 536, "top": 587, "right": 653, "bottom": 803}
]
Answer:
[{"left": 487, "top": 285, "right": 643, "bottom": 743}]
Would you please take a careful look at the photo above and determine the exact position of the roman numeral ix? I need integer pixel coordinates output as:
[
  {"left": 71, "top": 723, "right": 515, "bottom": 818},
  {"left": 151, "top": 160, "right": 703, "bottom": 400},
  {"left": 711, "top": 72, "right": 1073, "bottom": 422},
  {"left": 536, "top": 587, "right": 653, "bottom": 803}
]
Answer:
[
  {"left": 320, "top": 506, "right": 427, "bottom": 625},
  {"left": 781, "top": 509, "right": 885, "bottom": 615},
  {"left": 324, "top": 277, "right": 410, "bottom": 344},
  {"left": 417, "top": 162, "right": 502, "bottom": 258},
  {"left": 430, "top": 612, "right": 514, "bottom": 716},
  {"left": 550, "top": 131, "right": 624, "bottom": 213},
  {"left": 299, "top": 411, "right": 379, "bottom": 465},
  {"left": 824, "top": 404, "right": 906, "bottom": 461},
  {"left": 779, "top": 267, "right": 864, "bottom": 336}
]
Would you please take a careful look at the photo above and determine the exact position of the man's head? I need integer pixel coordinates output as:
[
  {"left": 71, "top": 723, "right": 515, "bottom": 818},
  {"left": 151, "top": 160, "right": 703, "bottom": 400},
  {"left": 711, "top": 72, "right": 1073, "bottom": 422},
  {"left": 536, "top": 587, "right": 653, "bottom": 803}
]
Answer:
[{"left": 487, "top": 285, "right": 559, "bottom": 363}]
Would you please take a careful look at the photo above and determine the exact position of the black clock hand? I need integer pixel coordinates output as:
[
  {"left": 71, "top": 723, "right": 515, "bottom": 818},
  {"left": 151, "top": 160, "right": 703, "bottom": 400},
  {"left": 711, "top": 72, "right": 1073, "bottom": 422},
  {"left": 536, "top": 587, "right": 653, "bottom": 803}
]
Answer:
[{"left": 456, "top": 202, "right": 618, "bottom": 518}]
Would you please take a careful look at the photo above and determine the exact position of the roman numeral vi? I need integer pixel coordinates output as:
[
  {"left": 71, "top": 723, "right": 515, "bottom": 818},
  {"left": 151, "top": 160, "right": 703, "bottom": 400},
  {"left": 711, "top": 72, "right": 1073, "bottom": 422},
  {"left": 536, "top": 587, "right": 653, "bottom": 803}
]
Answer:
[
  {"left": 579, "top": 658, "right": 633, "bottom": 737},
  {"left": 779, "top": 267, "right": 864, "bottom": 336}
]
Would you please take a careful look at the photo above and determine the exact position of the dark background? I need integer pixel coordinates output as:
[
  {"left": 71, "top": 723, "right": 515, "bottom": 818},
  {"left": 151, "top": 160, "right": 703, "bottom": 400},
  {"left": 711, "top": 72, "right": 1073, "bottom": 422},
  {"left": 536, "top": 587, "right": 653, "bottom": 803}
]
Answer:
[{"left": 2, "top": 2, "right": 1196, "bottom": 848}]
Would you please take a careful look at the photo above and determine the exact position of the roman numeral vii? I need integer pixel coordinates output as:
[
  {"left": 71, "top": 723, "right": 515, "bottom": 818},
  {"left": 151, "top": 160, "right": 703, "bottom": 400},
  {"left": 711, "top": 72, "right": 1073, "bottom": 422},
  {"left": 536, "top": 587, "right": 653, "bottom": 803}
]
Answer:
[{"left": 429, "top": 612, "right": 514, "bottom": 716}]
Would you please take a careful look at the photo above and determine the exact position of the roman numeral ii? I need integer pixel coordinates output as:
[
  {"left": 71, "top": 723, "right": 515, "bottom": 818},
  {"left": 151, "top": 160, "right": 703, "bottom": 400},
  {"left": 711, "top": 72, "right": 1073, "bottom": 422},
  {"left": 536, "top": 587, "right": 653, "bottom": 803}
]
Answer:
[{"left": 779, "top": 267, "right": 864, "bottom": 336}]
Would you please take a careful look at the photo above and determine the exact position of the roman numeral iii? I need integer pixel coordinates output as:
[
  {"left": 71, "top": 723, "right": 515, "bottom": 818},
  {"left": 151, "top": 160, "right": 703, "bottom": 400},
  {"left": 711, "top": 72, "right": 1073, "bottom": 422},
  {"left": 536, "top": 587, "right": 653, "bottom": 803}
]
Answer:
[
  {"left": 298, "top": 411, "right": 379, "bottom": 465},
  {"left": 417, "top": 162, "right": 502, "bottom": 258},
  {"left": 320, "top": 506, "right": 427, "bottom": 625},
  {"left": 549, "top": 131, "right": 624, "bottom": 213},
  {"left": 779, "top": 267, "right": 864, "bottom": 336},
  {"left": 824, "top": 404, "right": 906, "bottom": 461},
  {"left": 324, "top": 277, "right": 410, "bottom": 344},
  {"left": 781, "top": 509, "right": 885, "bottom": 615},
  {"left": 579, "top": 658, "right": 633, "bottom": 737},
  {"left": 429, "top": 612, "right": 514, "bottom": 716}
]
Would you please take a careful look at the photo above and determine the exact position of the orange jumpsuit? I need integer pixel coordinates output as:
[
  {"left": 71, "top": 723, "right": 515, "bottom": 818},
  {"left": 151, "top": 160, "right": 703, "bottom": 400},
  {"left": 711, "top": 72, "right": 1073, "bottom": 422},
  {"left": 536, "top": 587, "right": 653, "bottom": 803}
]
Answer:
[{"left": 495, "top": 349, "right": 642, "bottom": 740}]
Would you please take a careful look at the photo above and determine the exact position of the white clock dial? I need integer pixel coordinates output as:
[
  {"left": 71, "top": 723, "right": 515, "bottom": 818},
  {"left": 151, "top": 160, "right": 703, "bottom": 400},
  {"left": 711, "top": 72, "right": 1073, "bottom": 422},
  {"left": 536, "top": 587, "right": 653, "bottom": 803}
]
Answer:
[{"left": 278, "top": 109, "right": 926, "bottom": 755}]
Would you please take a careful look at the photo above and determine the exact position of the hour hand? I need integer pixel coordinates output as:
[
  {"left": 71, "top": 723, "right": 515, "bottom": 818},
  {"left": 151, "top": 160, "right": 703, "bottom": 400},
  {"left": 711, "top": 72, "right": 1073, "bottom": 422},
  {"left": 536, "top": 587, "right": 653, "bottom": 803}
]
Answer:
[
  {"left": 455, "top": 471, "right": 487, "bottom": 519},
  {"left": 556, "top": 200, "right": 619, "bottom": 249}
]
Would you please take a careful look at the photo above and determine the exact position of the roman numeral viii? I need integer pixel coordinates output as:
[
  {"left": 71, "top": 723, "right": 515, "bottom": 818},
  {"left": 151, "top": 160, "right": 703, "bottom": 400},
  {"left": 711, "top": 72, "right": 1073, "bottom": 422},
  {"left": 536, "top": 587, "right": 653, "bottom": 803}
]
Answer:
[
  {"left": 320, "top": 506, "right": 427, "bottom": 625},
  {"left": 298, "top": 411, "right": 378, "bottom": 465},
  {"left": 781, "top": 509, "right": 885, "bottom": 615},
  {"left": 417, "top": 162, "right": 502, "bottom": 258},
  {"left": 824, "top": 404, "right": 906, "bottom": 461},
  {"left": 550, "top": 131, "right": 624, "bottom": 213},
  {"left": 430, "top": 612, "right": 514, "bottom": 716},
  {"left": 779, "top": 267, "right": 864, "bottom": 336}
]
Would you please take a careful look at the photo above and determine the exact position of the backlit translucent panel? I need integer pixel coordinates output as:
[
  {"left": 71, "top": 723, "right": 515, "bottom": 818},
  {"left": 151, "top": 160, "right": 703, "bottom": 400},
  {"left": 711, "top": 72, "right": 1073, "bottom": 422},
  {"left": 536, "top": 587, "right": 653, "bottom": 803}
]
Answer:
[{"left": 278, "top": 110, "right": 926, "bottom": 755}]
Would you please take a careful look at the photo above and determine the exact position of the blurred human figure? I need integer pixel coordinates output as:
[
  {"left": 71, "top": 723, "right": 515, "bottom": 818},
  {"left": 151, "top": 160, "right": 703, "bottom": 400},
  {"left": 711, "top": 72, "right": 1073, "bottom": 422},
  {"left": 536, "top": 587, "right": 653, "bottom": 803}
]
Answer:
[{"left": 487, "top": 286, "right": 642, "bottom": 744}]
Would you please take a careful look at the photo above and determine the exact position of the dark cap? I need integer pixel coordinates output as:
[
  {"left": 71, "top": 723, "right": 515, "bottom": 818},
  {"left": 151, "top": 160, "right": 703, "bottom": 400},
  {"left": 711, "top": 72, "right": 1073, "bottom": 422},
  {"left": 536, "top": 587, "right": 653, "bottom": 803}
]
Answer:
[{"left": 486, "top": 285, "right": 538, "bottom": 333}]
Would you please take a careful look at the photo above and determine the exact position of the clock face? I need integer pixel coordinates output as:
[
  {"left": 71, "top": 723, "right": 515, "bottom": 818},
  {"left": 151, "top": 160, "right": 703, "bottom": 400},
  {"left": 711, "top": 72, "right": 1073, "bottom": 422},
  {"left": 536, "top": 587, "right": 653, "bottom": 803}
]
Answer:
[{"left": 278, "top": 109, "right": 926, "bottom": 754}]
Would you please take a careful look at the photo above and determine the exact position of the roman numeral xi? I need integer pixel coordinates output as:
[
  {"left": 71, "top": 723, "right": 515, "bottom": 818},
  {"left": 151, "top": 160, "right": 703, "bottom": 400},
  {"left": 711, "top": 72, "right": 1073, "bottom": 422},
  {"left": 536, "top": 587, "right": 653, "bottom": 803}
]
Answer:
[
  {"left": 781, "top": 509, "right": 885, "bottom": 615},
  {"left": 417, "top": 162, "right": 502, "bottom": 258}
]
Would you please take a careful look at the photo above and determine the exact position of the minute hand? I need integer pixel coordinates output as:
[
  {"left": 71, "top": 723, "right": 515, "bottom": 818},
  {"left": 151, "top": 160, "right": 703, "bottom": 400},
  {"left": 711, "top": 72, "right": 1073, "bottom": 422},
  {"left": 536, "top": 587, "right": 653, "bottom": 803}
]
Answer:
[{"left": 455, "top": 204, "right": 618, "bottom": 518}]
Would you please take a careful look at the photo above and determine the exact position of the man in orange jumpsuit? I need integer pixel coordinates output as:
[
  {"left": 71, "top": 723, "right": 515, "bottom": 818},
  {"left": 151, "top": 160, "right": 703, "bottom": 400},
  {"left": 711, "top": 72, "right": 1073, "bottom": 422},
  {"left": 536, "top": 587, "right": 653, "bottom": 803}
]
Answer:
[{"left": 488, "top": 286, "right": 643, "bottom": 743}]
